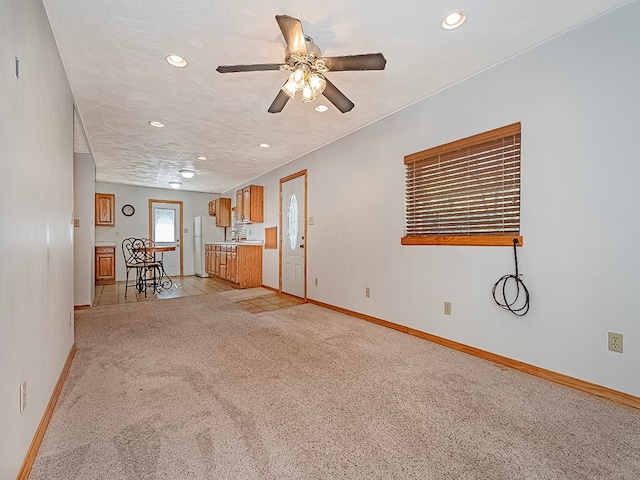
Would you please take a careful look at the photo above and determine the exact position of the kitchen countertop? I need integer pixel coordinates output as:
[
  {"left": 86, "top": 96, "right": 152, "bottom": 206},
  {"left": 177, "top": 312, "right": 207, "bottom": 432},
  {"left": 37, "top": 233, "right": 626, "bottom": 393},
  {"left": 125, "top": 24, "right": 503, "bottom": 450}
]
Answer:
[
  {"left": 206, "top": 241, "right": 264, "bottom": 246},
  {"left": 95, "top": 241, "right": 117, "bottom": 247}
]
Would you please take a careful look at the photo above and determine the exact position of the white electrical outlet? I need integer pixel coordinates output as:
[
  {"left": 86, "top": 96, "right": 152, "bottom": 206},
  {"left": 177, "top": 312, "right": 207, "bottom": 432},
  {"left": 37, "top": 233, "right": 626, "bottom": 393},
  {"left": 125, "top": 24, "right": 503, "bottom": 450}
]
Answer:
[
  {"left": 20, "top": 381, "right": 26, "bottom": 413},
  {"left": 444, "top": 302, "right": 452, "bottom": 315},
  {"left": 365, "top": 287, "right": 370, "bottom": 298},
  {"left": 608, "top": 332, "right": 623, "bottom": 353},
  {"left": 309, "top": 217, "right": 315, "bottom": 225}
]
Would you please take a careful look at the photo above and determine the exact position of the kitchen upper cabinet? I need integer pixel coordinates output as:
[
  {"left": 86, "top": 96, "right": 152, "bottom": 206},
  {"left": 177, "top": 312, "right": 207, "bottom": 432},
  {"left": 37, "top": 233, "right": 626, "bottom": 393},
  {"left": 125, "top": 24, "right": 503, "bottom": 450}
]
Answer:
[
  {"left": 236, "top": 185, "right": 264, "bottom": 223},
  {"left": 235, "top": 190, "right": 243, "bottom": 219},
  {"left": 95, "top": 193, "right": 115, "bottom": 227},
  {"left": 216, "top": 198, "right": 231, "bottom": 227},
  {"left": 208, "top": 198, "right": 232, "bottom": 227},
  {"left": 95, "top": 246, "right": 116, "bottom": 285}
]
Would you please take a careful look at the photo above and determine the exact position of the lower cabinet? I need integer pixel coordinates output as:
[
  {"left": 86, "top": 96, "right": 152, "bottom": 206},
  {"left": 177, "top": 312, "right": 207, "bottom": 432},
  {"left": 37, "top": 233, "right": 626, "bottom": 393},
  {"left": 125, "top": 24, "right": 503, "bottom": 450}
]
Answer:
[
  {"left": 204, "top": 243, "right": 262, "bottom": 288},
  {"left": 95, "top": 246, "right": 116, "bottom": 285}
]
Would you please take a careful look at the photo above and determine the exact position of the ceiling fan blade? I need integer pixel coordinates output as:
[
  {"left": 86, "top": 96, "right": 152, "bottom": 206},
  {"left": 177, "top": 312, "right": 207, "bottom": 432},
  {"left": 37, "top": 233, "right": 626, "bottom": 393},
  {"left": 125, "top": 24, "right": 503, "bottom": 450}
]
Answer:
[
  {"left": 322, "top": 78, "right": 355, "bottom": 113},
  {"left": 276, "top": 15, "right": 307, "bottom": 56},
  {"left": 323, "top": 53, "right": 387, "bottom": 72},
  {"left": 217, "top": 64, "right": 283, "bottom": 73},
  {"left": 268, "top": 90, "right": 290, "bottom": 114}
]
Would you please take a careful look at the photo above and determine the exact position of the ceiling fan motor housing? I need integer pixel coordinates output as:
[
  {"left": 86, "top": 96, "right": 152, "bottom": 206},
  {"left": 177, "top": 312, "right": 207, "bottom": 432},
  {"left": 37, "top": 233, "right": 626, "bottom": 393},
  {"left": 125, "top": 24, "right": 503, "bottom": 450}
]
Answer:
[{"left": 285, "top": 36, "right": 322, "bottom": 65}]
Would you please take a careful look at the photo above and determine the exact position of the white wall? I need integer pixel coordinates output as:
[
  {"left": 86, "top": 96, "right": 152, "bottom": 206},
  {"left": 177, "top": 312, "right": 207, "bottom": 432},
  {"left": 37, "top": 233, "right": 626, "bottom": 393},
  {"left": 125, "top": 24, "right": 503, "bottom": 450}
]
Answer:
[
  {"left": 0, "top": 0, "right": 76, "bottom": 477},
  {"left": 74, "top": 153, "right": 96, "bottom": 306},
  {"left": 94, "top": 183, "right": 220, "bottom": 281},
  {"left": 224, "top": 3, "right": 640, "bottom": 397}
]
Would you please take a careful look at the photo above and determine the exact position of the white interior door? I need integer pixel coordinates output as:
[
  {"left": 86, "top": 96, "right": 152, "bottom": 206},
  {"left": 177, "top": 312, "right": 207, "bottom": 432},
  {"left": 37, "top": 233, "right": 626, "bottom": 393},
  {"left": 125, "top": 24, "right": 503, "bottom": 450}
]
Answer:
[
  {"left": 151, "top": 201, "right": 181, "bottom": 277},
  {"left": 281, "top": 174, "right": 306, "bottom": 298}
]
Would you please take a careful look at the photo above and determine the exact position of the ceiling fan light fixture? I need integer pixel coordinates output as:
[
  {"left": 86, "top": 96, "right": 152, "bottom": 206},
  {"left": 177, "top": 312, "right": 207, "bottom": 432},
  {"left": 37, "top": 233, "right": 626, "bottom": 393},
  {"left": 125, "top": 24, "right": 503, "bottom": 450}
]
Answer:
[
  {"left": 282, "top": 77, "right": 298, "bottom": 99},
  {"left": 282, "top": 65, "right": 326, "bottom": 102},
  {"left": 169, "top": 181, "right": 182, "bottom": 189},
  {"left": 301, "top": 84, "right": 315, "bottom": 102},
  {"left": 166, "top": 54, "right": 188, "bottom": 68},
  {"left": 442, "top": 11, "right": 466, "bottom": 30},
  {"left": 179, "top": 169, "right": 196, "bottom": 178},
  {"left": 309, "top": 72, "right": 326, "bottom": 92}
]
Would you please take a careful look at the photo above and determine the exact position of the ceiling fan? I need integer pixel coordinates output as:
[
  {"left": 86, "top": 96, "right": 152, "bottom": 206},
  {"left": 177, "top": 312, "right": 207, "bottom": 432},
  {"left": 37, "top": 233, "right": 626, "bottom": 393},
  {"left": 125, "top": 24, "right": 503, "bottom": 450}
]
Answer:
[{"left": 216, "top": 15, "right": 386, "bottom": 114}]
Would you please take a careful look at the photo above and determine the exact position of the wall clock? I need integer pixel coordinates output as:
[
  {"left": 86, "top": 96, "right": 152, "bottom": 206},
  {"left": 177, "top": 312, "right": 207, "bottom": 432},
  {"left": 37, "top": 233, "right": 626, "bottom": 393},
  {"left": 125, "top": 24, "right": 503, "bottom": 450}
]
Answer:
[{"left": 122, "top": 204, "right": 135, "bottom": 216}]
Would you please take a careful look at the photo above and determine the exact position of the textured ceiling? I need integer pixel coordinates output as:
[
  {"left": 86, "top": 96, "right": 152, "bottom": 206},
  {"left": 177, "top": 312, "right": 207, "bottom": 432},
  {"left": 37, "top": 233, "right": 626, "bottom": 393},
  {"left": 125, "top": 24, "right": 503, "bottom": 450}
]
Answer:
[{"left": 43, "top": 0, "right": 632, "bottom": 193}]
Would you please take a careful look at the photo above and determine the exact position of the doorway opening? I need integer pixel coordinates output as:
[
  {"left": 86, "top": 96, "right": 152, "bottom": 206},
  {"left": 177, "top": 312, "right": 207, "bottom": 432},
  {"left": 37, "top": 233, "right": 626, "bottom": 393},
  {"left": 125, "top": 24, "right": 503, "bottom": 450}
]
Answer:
[
  {"left": 280, "top": 170, "right": 307, "bottom": 298},
  {"left": 148, "top": 199, "right": 184, "bottom": 277}
]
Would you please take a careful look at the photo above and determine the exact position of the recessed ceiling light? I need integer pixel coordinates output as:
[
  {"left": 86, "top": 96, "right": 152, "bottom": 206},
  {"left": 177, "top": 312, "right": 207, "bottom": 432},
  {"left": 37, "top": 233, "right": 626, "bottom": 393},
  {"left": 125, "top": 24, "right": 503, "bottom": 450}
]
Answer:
[
  {"left": 315, "top": 104, "right": 329, "bottom": 112},
  {"left": 166, "top": 54, "right": 188, "bottom": 68},
  {"left": 259, "top": 143, "right": 270, "bottom": 148},
  {"left": 197, "top": 156, "right": 207, "bottom": 161},
  {"left": 442, "top": 11, "right": 466, "bottom": 30},
  {"left": 169, "top": 181, "right": 182, "bottom": 189},
  {"left": 149, "top": 120, "right": 165, "bottom": 128},
  {"left": 179, "top": 169, "right": 196, "bottom": 179}
]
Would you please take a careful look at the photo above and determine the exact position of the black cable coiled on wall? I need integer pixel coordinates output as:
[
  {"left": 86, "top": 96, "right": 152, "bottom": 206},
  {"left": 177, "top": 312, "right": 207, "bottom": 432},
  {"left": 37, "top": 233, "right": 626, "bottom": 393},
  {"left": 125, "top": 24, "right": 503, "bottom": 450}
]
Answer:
[{"left": 492, "top": 238, "right": 530, "bottom": 316}]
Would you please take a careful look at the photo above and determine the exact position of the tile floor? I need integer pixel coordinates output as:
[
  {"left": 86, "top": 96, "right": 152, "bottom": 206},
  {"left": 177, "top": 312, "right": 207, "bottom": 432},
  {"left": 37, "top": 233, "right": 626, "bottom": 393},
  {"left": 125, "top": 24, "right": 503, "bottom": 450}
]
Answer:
[
  {"left": 92, "top": 275, "right": 303, "bottom": 313},
  {"left": 234, "top": 293, "right": 304, "bottom": 313},
  {"left": 93, "top": 275, "right": 235, "bottom": 307}
]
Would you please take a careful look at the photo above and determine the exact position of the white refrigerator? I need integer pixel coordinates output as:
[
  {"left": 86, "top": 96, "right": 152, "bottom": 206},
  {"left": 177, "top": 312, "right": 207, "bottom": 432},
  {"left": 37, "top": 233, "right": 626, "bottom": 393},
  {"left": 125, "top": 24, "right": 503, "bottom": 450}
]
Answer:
[{"left": 194, "top": 215, "right": 225, "bottom": 277}]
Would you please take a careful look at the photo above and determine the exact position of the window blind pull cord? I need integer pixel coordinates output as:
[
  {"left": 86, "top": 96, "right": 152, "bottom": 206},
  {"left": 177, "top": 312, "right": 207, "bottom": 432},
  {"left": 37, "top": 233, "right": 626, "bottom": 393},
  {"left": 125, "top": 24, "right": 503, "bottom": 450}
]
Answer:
[{"left": 492, "top": 238, "right": 530, "bottom": 316}]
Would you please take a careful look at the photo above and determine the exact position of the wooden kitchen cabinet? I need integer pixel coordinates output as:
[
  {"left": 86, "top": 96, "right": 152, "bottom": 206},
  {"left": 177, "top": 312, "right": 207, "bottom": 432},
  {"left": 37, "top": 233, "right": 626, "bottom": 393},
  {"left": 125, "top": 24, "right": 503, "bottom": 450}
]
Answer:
[
  {"left": 237, "top": 244, "right": 262, "bottom": 288},
  {"left": 205, "top": 245, "right": 214, "bottom": 274},
  {"left": 227, "top": 251, "right": 237, "bottom": 283},
  {"left": 208, "top": 198, "right": 232, "bottom": 227},
  {"left": 95, "top": 246, "right": 116, "bottom": 285},
  {"left": 216, "top": 198, "right": 231, "bottom": 227},
  {"left": 95, "top": 193, "right": 115, "bottom": 227},
  {"left": 235, "top": 190, "right": 243, "bottom": 219},
  {"left": 214, "top": 245, "right": 221, "bottom": 276},
  {"left": 204, "top": 243, "right": 261, "bottom": 288},
  {"left": 236, "top": 185, "right": 263, "bottom": 223}
]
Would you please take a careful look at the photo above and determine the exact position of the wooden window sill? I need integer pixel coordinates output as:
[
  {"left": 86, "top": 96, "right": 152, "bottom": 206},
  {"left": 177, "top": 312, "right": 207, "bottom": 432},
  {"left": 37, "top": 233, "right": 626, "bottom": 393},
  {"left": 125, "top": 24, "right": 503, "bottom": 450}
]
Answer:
[{"left": 401, "top": 235, "right": 523, "bottom": 246}]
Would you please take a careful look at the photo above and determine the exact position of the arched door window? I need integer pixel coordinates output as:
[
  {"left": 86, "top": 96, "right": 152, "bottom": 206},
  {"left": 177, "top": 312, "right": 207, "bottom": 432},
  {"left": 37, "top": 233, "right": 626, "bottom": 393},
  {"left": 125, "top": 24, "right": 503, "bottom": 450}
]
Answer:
[
  {"left": 154, "top": 208, "right": 175, "bottom": 242},
  {"left": 287, "top": 194, "right": 298, "bottom": 251}
]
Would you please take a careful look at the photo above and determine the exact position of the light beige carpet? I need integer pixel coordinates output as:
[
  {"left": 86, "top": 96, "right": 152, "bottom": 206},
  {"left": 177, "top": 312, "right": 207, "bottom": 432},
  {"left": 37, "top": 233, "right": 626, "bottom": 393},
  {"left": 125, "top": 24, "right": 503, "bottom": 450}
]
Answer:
[{"left": 30, "top": 292, "right": 640, "bottom": 479}]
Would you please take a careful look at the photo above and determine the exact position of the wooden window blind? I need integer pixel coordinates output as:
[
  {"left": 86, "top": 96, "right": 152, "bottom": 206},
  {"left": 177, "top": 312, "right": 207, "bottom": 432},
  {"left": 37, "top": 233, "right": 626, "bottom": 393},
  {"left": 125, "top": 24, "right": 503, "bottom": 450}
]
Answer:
[{"left": 403, "top": 123, "right": 523, "bottom": 246}]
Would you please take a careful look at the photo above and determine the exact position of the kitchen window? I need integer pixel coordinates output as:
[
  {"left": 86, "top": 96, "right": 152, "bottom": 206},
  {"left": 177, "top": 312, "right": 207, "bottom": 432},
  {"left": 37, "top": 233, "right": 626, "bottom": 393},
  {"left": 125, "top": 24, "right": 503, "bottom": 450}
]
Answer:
[{"left": 402, "top": 122, "right": 523, "bottom": 246}]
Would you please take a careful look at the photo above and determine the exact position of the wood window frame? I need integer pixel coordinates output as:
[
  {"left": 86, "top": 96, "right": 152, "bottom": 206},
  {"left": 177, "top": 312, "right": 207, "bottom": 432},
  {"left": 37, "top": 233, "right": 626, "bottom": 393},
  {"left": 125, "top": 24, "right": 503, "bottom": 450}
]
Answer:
[{"left": 402, "top": 123, "right": 523, "bottom": 247}]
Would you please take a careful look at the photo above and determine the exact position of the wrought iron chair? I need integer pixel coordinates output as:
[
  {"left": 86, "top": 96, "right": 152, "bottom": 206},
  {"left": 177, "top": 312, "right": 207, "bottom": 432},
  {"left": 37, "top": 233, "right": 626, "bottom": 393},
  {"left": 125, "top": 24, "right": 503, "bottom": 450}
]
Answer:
[
  {"left": 144, "top": 238, "right": 173, "bottom": 290},
  {"left": 122, "top": 238, "right": 161, "bottom": 297}
]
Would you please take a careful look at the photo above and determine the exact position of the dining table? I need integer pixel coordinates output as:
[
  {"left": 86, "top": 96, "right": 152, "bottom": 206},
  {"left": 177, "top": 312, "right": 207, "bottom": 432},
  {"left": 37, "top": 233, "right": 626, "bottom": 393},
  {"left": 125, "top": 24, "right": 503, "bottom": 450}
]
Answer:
[{"left": 133, "top": 245, "right": 176, "bottom": 292}]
